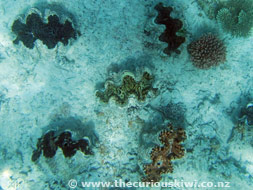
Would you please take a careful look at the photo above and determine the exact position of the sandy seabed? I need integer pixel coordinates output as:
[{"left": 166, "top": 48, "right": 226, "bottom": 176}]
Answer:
[{"left": 0, "top": 0, "right": 252, "bottom": 189}]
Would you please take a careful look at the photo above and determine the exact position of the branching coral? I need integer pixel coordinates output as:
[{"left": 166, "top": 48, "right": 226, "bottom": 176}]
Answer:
[
  {"left": 12, "top": 12, "right": 77, "bottom": 49},
  {"left": 216, "top": 0, "right": 253, "bottom": 37},
  {"left": 32, "top": 131, "right": 92, "bottom": 162},
  {"left": 187, "top": 33, "right": 226, "bottom": 69},
  {"left": 154, "top": 3, "right": 185, "bottom": 55},
  {"left": 96, "top": 72, "right": 157, "bottom": 105},
  {"left": 142, "top": 125, "right": 186, "bottom": 182}
]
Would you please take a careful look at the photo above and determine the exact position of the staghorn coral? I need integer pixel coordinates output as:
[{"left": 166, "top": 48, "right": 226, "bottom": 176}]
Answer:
[
  {"left": 216, "top": 0, "right": 253, "bottom": 37},
  {"left": 32, "top": 130, "right": 92, "bottom": 162},
  {"left": 187, "top": 33, "right": 226, "bottom": 69},
  {"left": 142, "top": 125, "right": 186, "bottom": 182},
  {"left": 12, "top": 12, "right": 77, "bottom": 49},
  {"left": 96, "top": 72, "right": 157, "bottom": 105},
  {"left": 154, "top": 3, "right": 185, "bottom": 55}
]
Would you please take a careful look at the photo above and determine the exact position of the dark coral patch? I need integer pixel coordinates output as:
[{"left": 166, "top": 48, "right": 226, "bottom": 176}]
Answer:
[
  {"left": 154, "top": 3, "right": 185, "bottom": 55},
  {"left": 12, "top": 12, "right": 77, "bottom": 49},
  {"left": 55, "top": 131, "right": 92, "bottom": 157},
  {"left": 32, "top": 130, "right": 92, "bottom": 162}
]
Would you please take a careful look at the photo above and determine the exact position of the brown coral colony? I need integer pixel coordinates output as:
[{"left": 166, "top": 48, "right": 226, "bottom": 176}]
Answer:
[
  {"left": 142, "top": 125, "right": 186, "bottom": 182},
  {"left": 187, "top": 34, "right": 226, "bottom": 69}
]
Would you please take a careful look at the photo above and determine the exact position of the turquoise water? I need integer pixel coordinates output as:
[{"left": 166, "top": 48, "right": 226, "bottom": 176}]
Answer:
[{"left": 0, "top": 0, "right": 252, "bottom": 189}]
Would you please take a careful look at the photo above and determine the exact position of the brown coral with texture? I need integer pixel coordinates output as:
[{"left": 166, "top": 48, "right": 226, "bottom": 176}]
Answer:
[
  {"left": 187, "top": 34, "right": 226, "bottom": 69},
  {"left": 142, "top": 125, "right": 186, "bottom": 182}
]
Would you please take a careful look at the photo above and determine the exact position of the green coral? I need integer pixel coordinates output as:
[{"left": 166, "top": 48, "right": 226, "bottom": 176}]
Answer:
[
  {"left": 216, "top": 0, "right": 253, "bottom": 37},
  {"left": 96, "top": 72, "right": 157, "bottom": 105}
]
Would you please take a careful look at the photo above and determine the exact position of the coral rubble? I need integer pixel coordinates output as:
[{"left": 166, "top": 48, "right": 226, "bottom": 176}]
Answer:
[
  {"left": 216, "top": 0, "right": 253, "bottom": 37},
  {"left": 12, "top": 12, "right": 77, "bottom": 49},
  {"left": 187, "top": 33, "right": 226, "bottom": 69},
  {"left": 154, "top": 3, "right": 185, "bottom": 55},
  {"left": 32, "top": 130, "right": 92, "bottom": 162},
  {"left": 96, "top": 72, "right": 157, "bottom": 105},
  {"left": 142, "top": 125, "right": 186, "bottom": 182}
]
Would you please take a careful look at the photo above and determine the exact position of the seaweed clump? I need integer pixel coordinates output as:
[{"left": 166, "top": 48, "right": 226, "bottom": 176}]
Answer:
[
  {"left": 142, "top": 124, "right": 186, "bottom": 182},
  {"left": 12, "top": 12, "right": 77, "bottom": 49},
  {"left": 32, "top": 130, "right": 92, "bottom": 162},
  {"left": 96, "top": 72, "right": 157, "bottom": 105},
  {"left": 216, "top": 0, "right": 253, "bottom": 37},
  {"left": 154, "top": 3, "right": 185, "bottom": 55}
]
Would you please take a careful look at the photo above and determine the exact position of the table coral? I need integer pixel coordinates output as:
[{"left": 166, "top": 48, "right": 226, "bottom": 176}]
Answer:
[
  {"left": 154, "top": 3, "right": 185, "bottom": 55},
  {"left": 142, "top": 125, "right": 186, "bottom": 182},
  {"left": 96, "top": 72, "right": 157, "bottom": 105},
  {"left": 216, "top": 0, "right": 253, "bottom": 37}
]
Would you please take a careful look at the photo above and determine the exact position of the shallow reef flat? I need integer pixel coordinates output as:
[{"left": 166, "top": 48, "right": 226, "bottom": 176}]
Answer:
[{"left": 0, "top": 0, "right": 252, "bottom": 189}]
